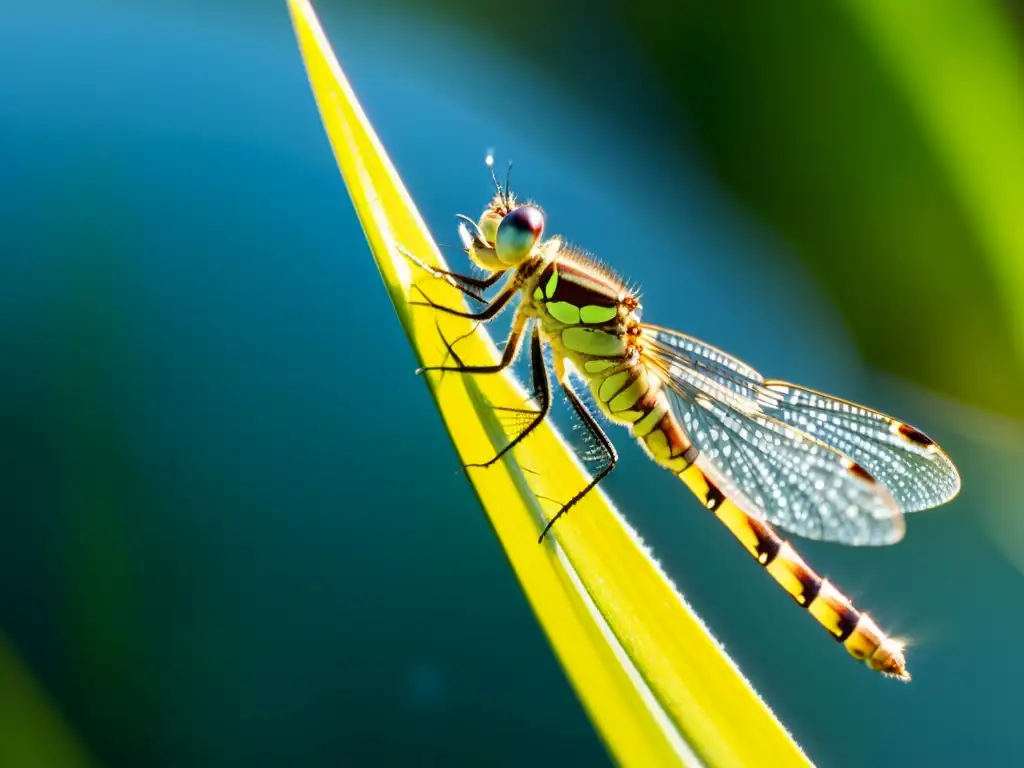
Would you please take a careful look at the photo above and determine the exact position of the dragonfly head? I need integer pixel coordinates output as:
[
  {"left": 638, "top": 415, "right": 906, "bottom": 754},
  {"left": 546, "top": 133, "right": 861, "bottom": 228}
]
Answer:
[
  {"left": 494, "top": 204, "right": 545, "bottom": 266},
  {"left": 460, "top": 196, "right": 545, "bottom": 271},
  {"left": 477, "top": 192, "right": 508, "bottom": 245}
]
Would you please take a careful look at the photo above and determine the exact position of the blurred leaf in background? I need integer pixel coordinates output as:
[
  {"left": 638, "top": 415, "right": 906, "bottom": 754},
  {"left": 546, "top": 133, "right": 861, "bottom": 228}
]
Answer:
[
  {"left": 0, "top": 637, "right": 92, "bottom": 768},
  {"left": 375, "top": 0, "right": 1024, "bottom": 415},
  {"left": 632, "top": 0, "right": 1024, "bottom": 417}
]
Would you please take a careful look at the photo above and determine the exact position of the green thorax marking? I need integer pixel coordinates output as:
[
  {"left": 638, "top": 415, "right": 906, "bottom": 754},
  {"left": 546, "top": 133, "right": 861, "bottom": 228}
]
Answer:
[
  {"left": 580, "top": 304, "right": 618, "bottom": 324},
  {"left": 561, "top": 327, "right": 627, "bottom": 357},
  {"left": 544, "top": 268, "right": 559, "bottom": 299},
  {"left": 547, "top": 301, "right": 580, "bottom": 325},
  {"left": 535, "top": 258, "right": 623, "bottom": 327}
]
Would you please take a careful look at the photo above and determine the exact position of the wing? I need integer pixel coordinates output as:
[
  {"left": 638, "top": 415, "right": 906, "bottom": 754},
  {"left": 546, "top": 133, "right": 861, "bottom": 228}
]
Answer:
[
  {"left": 641, "top": 325, "right": 960, "bottom": 544},
  {"left": 761, "top": 382, "right": 960, "bottom": 512}
]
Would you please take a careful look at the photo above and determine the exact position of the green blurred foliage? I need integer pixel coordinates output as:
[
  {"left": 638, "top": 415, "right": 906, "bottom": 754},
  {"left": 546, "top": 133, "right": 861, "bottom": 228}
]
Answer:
[
  {"left": 0, "top": 638, "right": 92, "bottom": 768},
  {"left": 636, "top": 0, "right": 1024, "bottom": 416},
  {"left": 375, "top": 0, "right": 1024, "bottom": 415},
  {"left": 637, "top": 2, "right": 1017, "bottom": 407}
]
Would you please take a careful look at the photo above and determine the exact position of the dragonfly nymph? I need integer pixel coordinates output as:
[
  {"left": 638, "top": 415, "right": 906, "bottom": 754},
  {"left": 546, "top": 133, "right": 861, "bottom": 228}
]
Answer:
[{"left": 405, "top": 166, "right": 960, "bottom": 681}]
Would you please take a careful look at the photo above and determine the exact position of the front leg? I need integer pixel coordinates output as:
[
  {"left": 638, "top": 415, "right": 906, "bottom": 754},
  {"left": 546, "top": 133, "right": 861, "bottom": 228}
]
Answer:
[
  {"left": 537, "top": 373, "right": 619, "bottom": 543},
  {"left": 418, "top": 310, "right": 529, "bottom": 375},
  {"left": 411, "top": 280, "right": 518, "bottom": 322},
  {"left": 466, "top": 324, "right": 551, "bottom": 468},
  {"left": 396, "top": 244, "right": 504, "bottom": 304}
]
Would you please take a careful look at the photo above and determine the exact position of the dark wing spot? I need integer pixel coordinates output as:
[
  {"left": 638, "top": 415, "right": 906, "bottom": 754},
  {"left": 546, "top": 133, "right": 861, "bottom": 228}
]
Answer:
[
  {"left": 897, "top": 422, "right": 936, "bottom": 447},
  {"left": 846, "top": 461, "right": 877, "bottom": 484}
]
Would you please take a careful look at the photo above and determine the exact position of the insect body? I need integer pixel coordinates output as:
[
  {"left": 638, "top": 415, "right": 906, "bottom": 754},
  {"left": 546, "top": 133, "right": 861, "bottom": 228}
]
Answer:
[{"left": 408, "top": 168, "right": 960, "bottom": 681}]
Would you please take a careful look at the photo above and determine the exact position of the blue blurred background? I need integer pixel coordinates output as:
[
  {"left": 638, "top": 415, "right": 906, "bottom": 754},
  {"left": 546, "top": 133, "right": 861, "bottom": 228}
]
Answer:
[{"left": 3, "top": 1, "right": 1024, "bottom": 765}]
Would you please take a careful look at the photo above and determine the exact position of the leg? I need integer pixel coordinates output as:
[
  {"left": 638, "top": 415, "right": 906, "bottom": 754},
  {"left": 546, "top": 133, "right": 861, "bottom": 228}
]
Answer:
[
  {"left": 396, "top": 244, "right": 504, "bottom": 303},
  {"left": 538, "top": 376, "right": 618, "bottom": 543},
  {"left": 425, "top": 313, "right": 475, "bottom": 383},
  {"left": 467, "top": 325, "right": 551, "bottom": 468},
  {"left": 410, "top": 284, "right": 485, "bottom": 371},
  {"left": 412, "top": 280, "right": 517, "bottom": 321},
  {"left": 429, "top": 266, "right": 505, "bottom": 291},
  {"left": 418, "top": 310, "right": 528, "bottom": 375},
  {"left": 434, "top": 318, "right": 480, "bottom": 372}
]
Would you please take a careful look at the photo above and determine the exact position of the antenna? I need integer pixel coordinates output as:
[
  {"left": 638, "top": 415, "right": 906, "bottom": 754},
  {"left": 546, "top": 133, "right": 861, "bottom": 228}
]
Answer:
[
  {"left": 504, "top": 161, "right": 513, "bottom": 210},
  {"left": 485, "top": 152, "right": 503, "bottom": 203}
]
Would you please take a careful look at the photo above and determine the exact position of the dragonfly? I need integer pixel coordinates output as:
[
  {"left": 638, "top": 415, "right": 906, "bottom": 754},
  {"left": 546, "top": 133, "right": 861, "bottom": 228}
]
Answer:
[{"left": 404, "top": 161, "right": 960, "bottom": 681}]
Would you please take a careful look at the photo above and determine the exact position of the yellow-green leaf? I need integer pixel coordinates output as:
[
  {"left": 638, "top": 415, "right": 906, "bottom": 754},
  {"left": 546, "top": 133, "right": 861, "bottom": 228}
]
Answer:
[
  {"left": 287, "top": 2, "right": 810, "bottom": 764},
  {"left": 842, "top": 0, "right": 1024, "bottom": 359},
  {"left": 0, "top": 636, "right": 93, "bottom": 768}
]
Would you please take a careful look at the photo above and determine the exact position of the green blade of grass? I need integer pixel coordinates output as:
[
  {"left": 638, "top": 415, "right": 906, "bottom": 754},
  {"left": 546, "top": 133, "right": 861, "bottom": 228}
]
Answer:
[
  {"left": 842, "top": 0, "right": 1024, "bottom": 358},
  {"left": 287, "top": 2, "right": 810, "bottom": 764},
  {"left": 839, "top": 0, "right": 1024, "bottom": 574},
  {"left": 0, "top": 636, "right": 93, "bottom": 768}
]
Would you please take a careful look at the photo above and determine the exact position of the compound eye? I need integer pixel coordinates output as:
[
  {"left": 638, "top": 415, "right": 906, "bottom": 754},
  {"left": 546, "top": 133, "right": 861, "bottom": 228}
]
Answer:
[{"left": 495, "top": 205, "right": 544, "bottom": 265}]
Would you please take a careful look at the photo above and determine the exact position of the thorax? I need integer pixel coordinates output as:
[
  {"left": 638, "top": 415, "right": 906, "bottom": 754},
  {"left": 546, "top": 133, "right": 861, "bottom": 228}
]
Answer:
[{"left": 519, "top": 243, "right": 641, "bottom": 377}]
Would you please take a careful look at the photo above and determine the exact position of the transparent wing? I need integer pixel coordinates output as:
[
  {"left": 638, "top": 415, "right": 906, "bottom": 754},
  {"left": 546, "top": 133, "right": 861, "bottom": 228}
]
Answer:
[
  {"left": 761, "top": 382, "right": 960, "bottom": 512},
  {"left": 642, "top": 325, "right": 960, "bottom": 543},
  {"left": 673, "top": 384, "right": 905, "bottom": 545},
  {"left": 640, "top": 324, "right": 765, "bottom": 412}
]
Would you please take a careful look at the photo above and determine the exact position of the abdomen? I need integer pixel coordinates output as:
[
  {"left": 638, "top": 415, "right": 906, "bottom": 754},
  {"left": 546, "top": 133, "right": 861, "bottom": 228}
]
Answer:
[
  {"left": 585, "top": 359, "right": 698, "bottom": 472},
  {"left": 584, "top": 357, "right": 910, "bottom": 679}
]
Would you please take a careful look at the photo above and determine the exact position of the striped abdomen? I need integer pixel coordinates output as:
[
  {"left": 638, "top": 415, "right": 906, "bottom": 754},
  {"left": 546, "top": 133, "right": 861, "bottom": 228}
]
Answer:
[
  {"left": 589, "top": 362, "right": 909, "bottom": 680},
  {"left": 533, "top": 253, "right": 907, "bottom": 678}
]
